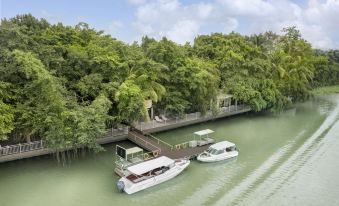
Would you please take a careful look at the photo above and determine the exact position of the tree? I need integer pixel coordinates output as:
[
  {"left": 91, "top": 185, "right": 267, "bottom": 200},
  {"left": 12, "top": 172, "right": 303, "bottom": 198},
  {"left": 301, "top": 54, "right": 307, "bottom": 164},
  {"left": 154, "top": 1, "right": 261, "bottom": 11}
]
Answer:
[
  {"left": 115, "top": 79, "right": 147, "bottom": 123},
  {"left": 0, "top": 82, "right": 15, "bottom": 140},
  {"left": 272, "top": 27, "right": 319, "bottom": 101}
]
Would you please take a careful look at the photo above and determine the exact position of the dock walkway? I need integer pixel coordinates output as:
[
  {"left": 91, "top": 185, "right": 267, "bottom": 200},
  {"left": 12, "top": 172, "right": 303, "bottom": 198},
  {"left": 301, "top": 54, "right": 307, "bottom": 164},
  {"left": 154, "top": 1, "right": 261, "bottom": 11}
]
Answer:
[
  {"left": 0, "top": 127, "right": 128, "bottom": 163},
  {"left": 134, "top": 105, "right": 251, "bottom": 134},
  {"left": 128, "top": 130, "right": 210, "bottom": 159}
]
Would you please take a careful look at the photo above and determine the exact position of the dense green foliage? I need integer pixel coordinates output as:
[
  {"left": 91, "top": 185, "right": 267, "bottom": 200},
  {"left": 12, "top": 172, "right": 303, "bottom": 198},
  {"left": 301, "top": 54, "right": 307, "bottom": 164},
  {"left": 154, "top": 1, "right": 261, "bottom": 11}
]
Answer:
[
  {"left": 311, "top": 85, "right": 339, "bottom": 95},
  {"left": 313, "top": 50, "right": 339, "bottom": 86},
  {"left": 0, "top": 15, "right": 338, "bottom": 150}
]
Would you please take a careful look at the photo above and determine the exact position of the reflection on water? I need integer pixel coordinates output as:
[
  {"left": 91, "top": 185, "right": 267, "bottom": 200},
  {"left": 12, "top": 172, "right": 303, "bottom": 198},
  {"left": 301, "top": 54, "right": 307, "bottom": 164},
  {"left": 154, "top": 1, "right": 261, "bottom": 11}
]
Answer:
[{"left": 1, "top": 95, "right": 339, "bottom": 206}]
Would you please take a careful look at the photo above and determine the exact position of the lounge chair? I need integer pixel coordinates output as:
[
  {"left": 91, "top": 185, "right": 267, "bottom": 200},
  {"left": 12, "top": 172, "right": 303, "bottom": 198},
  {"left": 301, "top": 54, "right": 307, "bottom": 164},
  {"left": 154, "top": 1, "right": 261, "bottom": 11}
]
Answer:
[
  {"left": 154, "top": 116, "right": 163, "bottom": 123},
  {"left": 160, "top": 115, "right": 168, "bottom": 121}
]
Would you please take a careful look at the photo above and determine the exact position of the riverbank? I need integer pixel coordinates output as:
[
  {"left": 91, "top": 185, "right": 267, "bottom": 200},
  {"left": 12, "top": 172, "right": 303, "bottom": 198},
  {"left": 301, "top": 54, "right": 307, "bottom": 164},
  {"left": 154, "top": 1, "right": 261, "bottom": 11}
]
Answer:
[
  {"left": 312, "top": 85, "right": 339, "bottom": 95},
  {"left": 0, "top": 105, "right": 250, "bottom": 163}
]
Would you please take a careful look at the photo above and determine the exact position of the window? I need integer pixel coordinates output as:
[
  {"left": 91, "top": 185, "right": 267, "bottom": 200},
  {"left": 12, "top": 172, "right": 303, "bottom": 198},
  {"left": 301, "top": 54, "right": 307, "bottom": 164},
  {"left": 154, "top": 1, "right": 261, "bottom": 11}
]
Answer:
[
  {"left": 207, "top": 148, "right": 219, "bottom": 155},
  {"left": 226, "top": 147, "right": 234, "bottom": 152}
]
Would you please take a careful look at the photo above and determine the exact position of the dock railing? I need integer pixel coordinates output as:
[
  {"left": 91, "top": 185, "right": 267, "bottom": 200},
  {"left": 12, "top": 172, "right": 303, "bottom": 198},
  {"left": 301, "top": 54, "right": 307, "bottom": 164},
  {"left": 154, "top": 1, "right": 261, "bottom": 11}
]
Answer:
[
  {"left": 0, "top": 140, "right": 46, "bottom": 157},
  {"left": 147, "top": 134, "right": 174, "bottom": 151},
  {"left": 136, "top": 105, "right": 250, "bottom": 131},
  {"left": 128, "top": 132, "right": 162, "bottom": 154},
  {"left": 0, "top": 126, "right": 129, "bottom": 158}
]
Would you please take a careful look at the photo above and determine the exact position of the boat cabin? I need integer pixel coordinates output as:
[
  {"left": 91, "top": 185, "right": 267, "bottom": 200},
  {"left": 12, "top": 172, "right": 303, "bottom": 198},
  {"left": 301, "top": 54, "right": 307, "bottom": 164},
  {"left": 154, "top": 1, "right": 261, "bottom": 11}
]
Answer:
[
  {"left": 207, "top": 141, "right": 237, "bottom": 155},
  {"left": 125, "top": 156, "right": 175, "bottom": 183}
]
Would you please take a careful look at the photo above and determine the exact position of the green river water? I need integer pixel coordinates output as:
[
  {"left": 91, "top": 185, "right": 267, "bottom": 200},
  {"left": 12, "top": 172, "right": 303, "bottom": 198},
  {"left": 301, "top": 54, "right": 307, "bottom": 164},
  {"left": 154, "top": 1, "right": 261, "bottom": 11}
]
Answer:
[{"left": 1, "top": 95, "right": 339, "bottom": 206}]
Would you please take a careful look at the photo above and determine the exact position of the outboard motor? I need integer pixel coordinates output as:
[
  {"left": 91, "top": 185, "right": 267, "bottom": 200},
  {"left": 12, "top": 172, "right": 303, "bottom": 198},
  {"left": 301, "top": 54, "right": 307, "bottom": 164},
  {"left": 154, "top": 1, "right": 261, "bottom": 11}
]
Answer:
[{"left": 117, "top": 181, "right": 125, "bottom": 192}]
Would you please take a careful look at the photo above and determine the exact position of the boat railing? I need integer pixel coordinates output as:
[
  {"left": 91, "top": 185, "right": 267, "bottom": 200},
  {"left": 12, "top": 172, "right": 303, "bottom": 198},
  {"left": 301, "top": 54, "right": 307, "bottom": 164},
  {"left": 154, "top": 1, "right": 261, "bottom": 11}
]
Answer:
[{"left": 106, "top": 126, "right": 129, "bottom": 137}]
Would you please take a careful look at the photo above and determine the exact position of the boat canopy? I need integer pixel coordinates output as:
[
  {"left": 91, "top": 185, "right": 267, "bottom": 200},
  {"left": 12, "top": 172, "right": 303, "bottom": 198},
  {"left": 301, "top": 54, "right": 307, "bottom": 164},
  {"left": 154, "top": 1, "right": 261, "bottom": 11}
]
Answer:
[
  {"left": 210, "top": 141, "right": 235, "bottom": 150},
  {"left": 127, "top": 156, "right": 174, "bottom": 176},
  {"left": 194, "top": 129, "right": 214, "bottom": 136},
  {"left": 126, "top": 147, "right": 143, "bottom": 155}
]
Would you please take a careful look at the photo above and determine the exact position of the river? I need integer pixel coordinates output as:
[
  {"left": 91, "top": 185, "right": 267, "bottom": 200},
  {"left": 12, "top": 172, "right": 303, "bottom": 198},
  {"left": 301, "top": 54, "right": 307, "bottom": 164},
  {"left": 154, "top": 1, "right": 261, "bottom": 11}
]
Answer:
[{"left": 1, "top": 95, "right": 339, "bottom": 206}]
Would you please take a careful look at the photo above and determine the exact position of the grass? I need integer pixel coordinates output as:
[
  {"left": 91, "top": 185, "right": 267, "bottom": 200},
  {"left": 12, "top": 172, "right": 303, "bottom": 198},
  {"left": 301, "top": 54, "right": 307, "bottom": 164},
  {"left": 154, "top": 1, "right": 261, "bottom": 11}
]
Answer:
[{"left": 312, "top": 85, "right": 339, "bottom": 95}]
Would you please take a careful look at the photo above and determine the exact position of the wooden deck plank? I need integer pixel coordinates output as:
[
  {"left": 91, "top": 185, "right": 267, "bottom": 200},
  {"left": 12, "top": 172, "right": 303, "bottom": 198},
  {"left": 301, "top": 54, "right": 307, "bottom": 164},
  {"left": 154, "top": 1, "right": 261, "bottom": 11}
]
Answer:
[{"left": 161, "top": 145, "right": 210, "bottom": 159}]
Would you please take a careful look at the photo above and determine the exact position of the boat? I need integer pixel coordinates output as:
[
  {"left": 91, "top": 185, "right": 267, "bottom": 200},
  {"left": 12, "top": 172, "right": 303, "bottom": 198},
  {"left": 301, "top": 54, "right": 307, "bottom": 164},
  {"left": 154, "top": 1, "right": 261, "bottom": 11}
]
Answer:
[
  {"left": 197, "top": 141, "right": 238, "bottom": 162},
  {"left": 116, "top": 156, "right": 190, "bottom": 194}
]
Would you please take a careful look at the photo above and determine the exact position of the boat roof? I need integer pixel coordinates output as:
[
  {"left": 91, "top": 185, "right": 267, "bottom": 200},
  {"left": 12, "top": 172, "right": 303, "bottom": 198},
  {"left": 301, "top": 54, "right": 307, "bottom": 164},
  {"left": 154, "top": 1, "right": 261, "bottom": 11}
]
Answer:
[
  {"left": 210, "top": 141, "right": 235, "bottom": 150},
  {"left": 126, "top": 147, "right": 143, "bottom": 155},
  {"left": 127, "top": 156, "right": 174, "bottom": 176},
  {"left": 194, "top": 129, "right": 214, "bottom": 136}
]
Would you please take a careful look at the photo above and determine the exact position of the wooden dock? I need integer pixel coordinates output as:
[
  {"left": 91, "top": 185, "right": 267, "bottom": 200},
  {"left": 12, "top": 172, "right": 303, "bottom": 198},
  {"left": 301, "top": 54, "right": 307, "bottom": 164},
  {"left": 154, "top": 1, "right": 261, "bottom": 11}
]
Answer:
[
  {"left": 128, "top": 130, "right": 210, "bottom": 159},
  {"left": 125, "top": 106, "right": 251, "bottom": 160}
]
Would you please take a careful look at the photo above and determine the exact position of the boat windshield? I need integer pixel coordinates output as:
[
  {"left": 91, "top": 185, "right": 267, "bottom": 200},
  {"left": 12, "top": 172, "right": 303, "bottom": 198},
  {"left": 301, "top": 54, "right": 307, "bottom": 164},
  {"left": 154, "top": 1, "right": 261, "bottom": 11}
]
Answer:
[
  {"left": 226, "top": 146, "right": 236, "bottom": 152},
  {"left": 206, "top": 148, "right": 223, "bottom": 155}
]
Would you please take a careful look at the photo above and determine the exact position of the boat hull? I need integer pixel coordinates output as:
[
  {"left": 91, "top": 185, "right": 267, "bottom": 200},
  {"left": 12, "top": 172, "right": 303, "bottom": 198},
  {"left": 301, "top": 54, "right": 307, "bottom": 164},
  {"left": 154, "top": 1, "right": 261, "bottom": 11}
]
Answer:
[
  {"left": 197, "top": 151, "right": 238, "bottom": 162},
  {"left": 119, "top": 159, "right": 190, "bottom": 194}
]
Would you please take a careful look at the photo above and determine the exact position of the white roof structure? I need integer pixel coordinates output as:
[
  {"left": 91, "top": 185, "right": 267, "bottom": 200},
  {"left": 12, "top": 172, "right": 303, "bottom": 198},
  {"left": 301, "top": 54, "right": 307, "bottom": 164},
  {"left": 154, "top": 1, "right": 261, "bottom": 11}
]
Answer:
[
  {"left": 210, "top": 141, "right": 235, "bottom": 150},
  {"left": 127, "top": 156, "right": 174, "bottom": 176},
  {"left": 194, "top": 129, "right": 214, "bottom": 136},
  {"left": 126, "top": 147, "right": 143, "bottom": 155}
]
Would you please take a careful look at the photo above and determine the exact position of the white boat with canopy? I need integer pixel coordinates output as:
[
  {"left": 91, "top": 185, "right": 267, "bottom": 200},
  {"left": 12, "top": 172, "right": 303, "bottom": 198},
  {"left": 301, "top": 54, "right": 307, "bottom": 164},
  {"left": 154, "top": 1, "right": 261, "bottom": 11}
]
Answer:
[
  {"left": 188, "top": 129, "right": 215, "bottom": 148},
  {"left": 117, "top": 156, "right": 190, "bottom": 194},
  {"left": 197, "top": 141, "right": 238, "bottom": 162}
]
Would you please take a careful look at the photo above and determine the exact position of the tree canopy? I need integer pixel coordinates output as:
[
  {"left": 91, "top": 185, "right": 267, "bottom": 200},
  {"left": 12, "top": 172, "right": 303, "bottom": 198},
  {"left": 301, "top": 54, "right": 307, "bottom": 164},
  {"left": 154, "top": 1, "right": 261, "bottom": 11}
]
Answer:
[{"left": 0, "top": 14, "right": 338, "bottom": 151}]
